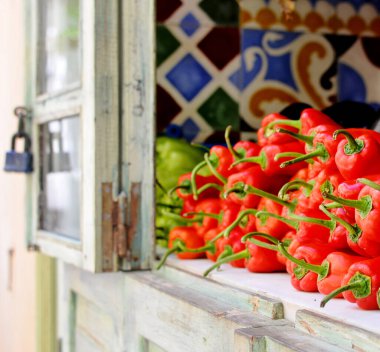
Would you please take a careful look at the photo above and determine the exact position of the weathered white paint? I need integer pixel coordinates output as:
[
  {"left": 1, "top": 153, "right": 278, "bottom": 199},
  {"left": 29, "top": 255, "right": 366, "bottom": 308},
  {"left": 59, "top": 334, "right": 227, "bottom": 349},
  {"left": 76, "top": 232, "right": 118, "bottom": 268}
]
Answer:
[
  {"left": 166, "top": 257, "right": 380, "bottom": 336},
  {"left": 27, "top": 0, "right": 120, "bottom": 272},
  {"left": 0, "top": 0, "right": 36, "bottom": 351}
]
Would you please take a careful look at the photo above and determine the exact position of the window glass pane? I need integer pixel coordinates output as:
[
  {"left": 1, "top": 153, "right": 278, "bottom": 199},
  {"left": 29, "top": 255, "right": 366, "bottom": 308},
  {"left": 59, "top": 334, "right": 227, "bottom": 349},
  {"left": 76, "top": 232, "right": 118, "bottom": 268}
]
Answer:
[
  {"left": 37, "top": 0, "right": 81, "bottom": 95},
  {"left": 39, "top": 116, "right": 81, "bottom": 240}
]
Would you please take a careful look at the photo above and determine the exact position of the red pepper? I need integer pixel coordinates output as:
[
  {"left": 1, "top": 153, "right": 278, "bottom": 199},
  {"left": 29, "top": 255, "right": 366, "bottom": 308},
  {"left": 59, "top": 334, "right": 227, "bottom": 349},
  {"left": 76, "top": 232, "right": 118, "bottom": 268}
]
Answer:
[
  {"left": 188, "top": 198, "right": 222, "bottom": 238},
  {"left": 320, "top": 203, "right": 380, "bottom": 258},
  {"left": 219, "top": 200, "right": 241, "bottom": 229},
  {"left": 224, "top": 125, "right": 261, "bottom": 172},
  {"left": 323, "top": 178, "right": 380, "bottom": 245},
  {"left": 333, "top": 130, "right": 380, "bottom": 180},
  {"left": 278, "top": 124, "right": 340, "bottom": 172},
  {"left": 156, "top": 226, "right": 205, "bottom": 269},
  {"left": 203, "top": 233, "right": 285, "bottom": 277},
  {"left": 276, "top": 230, "right": 297, "bottom": 266},
  {"left": 224, "top": 166, "right": 269, "bottom": 208},
  {"left": 286, "top": 242, "right": 336, "bottom": 292},
  {"left": 255, "top": 198, "right": 292, "bottom": 239},
  {"left": 288, "top": 206, "right": 349, "bottom": 250},
  {"left": 230, "top": 142, "right": 306, "bottom": 176},
  {"left": 257, "top": 113, "right": 300, "bottom": 147},
  {"left": 264, "top": 108, "right": 341, "bottom": 136},
  {"left": 191, "top": 146, "right": 233, "bottom": 198},
  {"left": 279, "top": 247, "right": 365, "bottom": 296},
  {"left": 321, "top": 257, "right": 380, "bottom": 310},
  {"left": 170, "top": 173, "right": 222, "bottom": 201}
]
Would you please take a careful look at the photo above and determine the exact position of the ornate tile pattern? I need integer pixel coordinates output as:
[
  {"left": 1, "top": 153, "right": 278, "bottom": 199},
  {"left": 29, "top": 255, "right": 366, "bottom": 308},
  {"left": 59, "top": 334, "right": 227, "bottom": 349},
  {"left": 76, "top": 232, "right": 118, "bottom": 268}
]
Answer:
[
  {"left": 156, "top": 22, "right": 241, "bottom": 142},
  {"left": 156, "top": 1, "right": 380, "bottom": 142},
  {"left": 240, "top": 0, "right": 380, "bottom": 36}
]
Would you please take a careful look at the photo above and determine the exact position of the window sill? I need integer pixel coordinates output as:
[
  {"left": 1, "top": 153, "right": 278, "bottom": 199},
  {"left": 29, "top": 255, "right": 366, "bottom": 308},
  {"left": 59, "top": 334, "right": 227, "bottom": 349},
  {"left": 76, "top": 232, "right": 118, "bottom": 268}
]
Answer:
[{"left": 165, "top": 256, "right": 380, "bottom": 336}]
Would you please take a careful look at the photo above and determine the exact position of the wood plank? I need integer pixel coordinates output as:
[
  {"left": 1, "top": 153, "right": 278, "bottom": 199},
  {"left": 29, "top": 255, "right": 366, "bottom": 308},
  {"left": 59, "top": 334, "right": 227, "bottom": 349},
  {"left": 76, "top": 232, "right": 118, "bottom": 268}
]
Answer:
[
  {"left": 36, "top": 254, "right": 56, "bottom": 352},
  {"left": 165, "top": 257, "right": 380, "bottom": 336},
  {"left": 295, "top": 310, "right": 380, "bottom": 352},
  {"left": 123, "top": 272, "right": 290, "bottom": 352},
  {"left": 158, "top": 264, "right": 284, "bottom": 320},
  {"left": 121, "top": 0, "right": 155, "bottom": 270},
  {"left": 235, "top": 325, "right": 348, "bottom": 352}
]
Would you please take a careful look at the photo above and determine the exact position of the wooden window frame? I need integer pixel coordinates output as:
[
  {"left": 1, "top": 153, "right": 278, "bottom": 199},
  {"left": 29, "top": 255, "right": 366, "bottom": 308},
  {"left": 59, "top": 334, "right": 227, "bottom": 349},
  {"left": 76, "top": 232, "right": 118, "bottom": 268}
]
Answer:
[{"left": 25, "top": 0, "right": 121, "bottom": 272}]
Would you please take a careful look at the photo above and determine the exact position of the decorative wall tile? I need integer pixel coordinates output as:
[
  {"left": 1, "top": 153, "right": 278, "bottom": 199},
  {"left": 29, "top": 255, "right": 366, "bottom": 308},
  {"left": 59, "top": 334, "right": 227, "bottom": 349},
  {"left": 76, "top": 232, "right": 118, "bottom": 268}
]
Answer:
[
  {"left": 156, "top": 24, "right": 241, "bottom": 142},
  {"left": 156, "top": 0, "right": 239, "bottom": 26},
  {"left": 240, "top": 0, "right": 380, "bottom": 36},
  {"left": 155, "top": 1, "right": 380, "bottom": 143},
  {"left": 239, "top": 29, "right": 359, "bottom": 132},
  {"left": 338, "top": 36, "right": 380, "bottom": 109}
]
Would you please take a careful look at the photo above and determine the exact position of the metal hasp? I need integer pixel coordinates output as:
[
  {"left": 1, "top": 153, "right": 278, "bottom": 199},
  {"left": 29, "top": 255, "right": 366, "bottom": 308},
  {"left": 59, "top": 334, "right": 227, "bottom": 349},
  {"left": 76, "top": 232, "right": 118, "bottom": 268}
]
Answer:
[{"left": 4, "top": 106, "right": 33, "bottom": 173}]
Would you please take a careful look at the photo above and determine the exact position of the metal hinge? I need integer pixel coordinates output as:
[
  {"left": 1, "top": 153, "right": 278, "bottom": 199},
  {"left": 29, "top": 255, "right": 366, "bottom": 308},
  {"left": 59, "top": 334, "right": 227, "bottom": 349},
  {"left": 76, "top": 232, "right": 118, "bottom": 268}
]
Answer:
[
  {"left": 101, "top": 183, "right": 128, "bottom": 271},
  {"left": 112, "top": 191, "right": 128, "bottom": 258}
]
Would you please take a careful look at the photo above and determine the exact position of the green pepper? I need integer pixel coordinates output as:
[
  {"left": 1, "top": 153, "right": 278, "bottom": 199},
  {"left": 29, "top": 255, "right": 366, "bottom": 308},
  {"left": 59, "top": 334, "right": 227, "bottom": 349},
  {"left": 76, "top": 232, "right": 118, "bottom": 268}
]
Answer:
[
  {"left": 156, "top": 137, "right": 206, "bottom": 190},
  {"left": 155, "top": 137, "right": 206, "bottom": 245}
]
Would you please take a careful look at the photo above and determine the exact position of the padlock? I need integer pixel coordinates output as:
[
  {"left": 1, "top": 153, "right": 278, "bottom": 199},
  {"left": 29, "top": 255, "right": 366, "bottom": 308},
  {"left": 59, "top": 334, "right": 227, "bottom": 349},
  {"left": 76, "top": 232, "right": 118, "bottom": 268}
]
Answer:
[{"left": 4, "top": 132, "right": 33, "bottom": 173}]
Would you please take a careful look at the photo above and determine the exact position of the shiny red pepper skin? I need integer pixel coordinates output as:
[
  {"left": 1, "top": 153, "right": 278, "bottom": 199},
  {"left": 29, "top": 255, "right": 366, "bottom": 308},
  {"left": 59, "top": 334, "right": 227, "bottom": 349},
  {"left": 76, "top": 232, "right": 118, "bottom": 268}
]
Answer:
[
  {"left": 245, "top": 240, "right": 286, "bottom": 273},
  {"left": 288, "top": 243, "right": 336, "bottom": 292},
  {"left": 231, "top": 141, "right": 261, "bottom": 172},
  {"left": 258, "top": 142, "right": 307, "bottom": 176},
  {"left": 219, "top": 201, "right": 241, "bottom": 230},
  {"left": 353, "top": 184, "right": 380, "bottom": 244},
  {"left": 308, "top": 168, "right": 344, "bottom": 209},
  {"left": 258, "top": 113, "right": 299, "bottom": 147},
  {"left": 209, "top": 145, "right": 234, "bottom": 177},
  {"left": 256, "top": 198, "right": 291, "bottom": 239},
  {"left": 298, "top": 109, "right": 341, "bottom": 135},
  {"left": 277, "top": 230, "right": 297, "bottom": 266},
  {"left": 334, "top": 130, "right": 380, "bottom": 180},
  {"left": 176, "top": 173, "right": 220, "bottom": 200},
  {"left": 191, "top": 198, "right": 222, "bottom": 238},
  {"left": 225, "top": 166, "right": 271, "bottom": 208},
  {"left": 168, "top": 227, "right": 205, "bottom": 260},
  {"left": 317, "top": 252, "right": 365, "bottom": 297},
  {"left": 340, "top": 257, "right": 380, "bottom": 310},
  {"left": 327, "top": 207, "right": 350, "bottom": 250}
]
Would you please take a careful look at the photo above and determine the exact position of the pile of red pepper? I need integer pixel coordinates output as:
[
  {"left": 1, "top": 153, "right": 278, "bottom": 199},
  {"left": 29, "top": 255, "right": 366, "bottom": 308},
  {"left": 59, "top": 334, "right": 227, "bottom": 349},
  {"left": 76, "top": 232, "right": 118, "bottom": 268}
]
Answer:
[{"left": 156, "top": 108, "right": 380, "bottom": 311}]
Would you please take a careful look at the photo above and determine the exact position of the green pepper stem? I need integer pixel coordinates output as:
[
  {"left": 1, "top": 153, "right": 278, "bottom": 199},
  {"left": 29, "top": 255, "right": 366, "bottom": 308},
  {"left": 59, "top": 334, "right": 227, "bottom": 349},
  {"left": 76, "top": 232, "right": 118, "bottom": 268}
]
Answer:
[
  {"left": 288, "top": 213, "right": 335, "bottom": 231},
  {"left": 182, "top": 211, "right": 222, "bottom": 221},
  {"left": 358, "top": 178, "right": 380, "bottom": 191},
  {"left": 225, "top": 125, "right": 241, "bottom": 160},
  {"left": 204, "top": 153, "right": 227, "bottom": 185},
  {"left": 229, "top": 152, "right": 266, "bottom": 169},
  {"left": 323, "top": 202, "right": 343, "bottom": 209},
  {"left": 182, "top": 242, "right": 215, "bottom": 254},
  {"left": 278, "top": 180, "right": 314, "bottom": 200},
  {"left": 203, "top": 249, "right": 249, "bottom": 277},
  {"left": 156, "top": 178, "right": 168, "bottom": 194},
  {"left": 333, "top": 129, "right": 364, "bottom": 155},
  {"left": 197, "top": 182, "right": 223, "bottom": 196},
  {"left": 274, "top": 152, "right": 314, "bottom": 164},
  {"left": 242, "top": 232, "right": 279, "bottom": 251},
  {"left": 277, "top": 243, "right": 326, "bottom": 276},
  {"left": 168, "top": 185, "right": 190, "bottom": 197},
  {"left": 280, "top": 148, "right": 326, "bottom": 168},
  {"left": 276, "top": 128, "right": 314, "bottom": 145},
  {"left": 156, "top": 202, "right": 182, "bottom": 210},
  {"left": 190, "top": 142, "right": 210, "bottom": 153},
  {"left": 223, "top": 209, "right": 259, "bottom": 238},
  {"left": 255, "top": 211, "right": 299, "bottom": 229},
  {"left": 377, "top": 288, "right": 380, "bottom": 309},
  {"left": 156, "top": 239, "right": 187, "bottom": 270},
  {"left": 319, "top": 204, "right": 362, "bottom": 242},
  {"left": 322, "top": 192, "right": 372, "bottom": 218},
  {"left": 217, "top": 245, "right": 233, "bottom": 261},
  {"left": 245, "top": 184, "right": 296, "bottom": 211},
  {"left": 265, "top": 119, "right": 301, "bottom": 133},
  {"left": 320, "top": 280, "right": 363, "bottom": 308},
  {"left": 191, "top": 160, "right": 207, "bottom": 200},
  {"left": 161, "top": 211, "right": 200, "bottom": 224}
]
